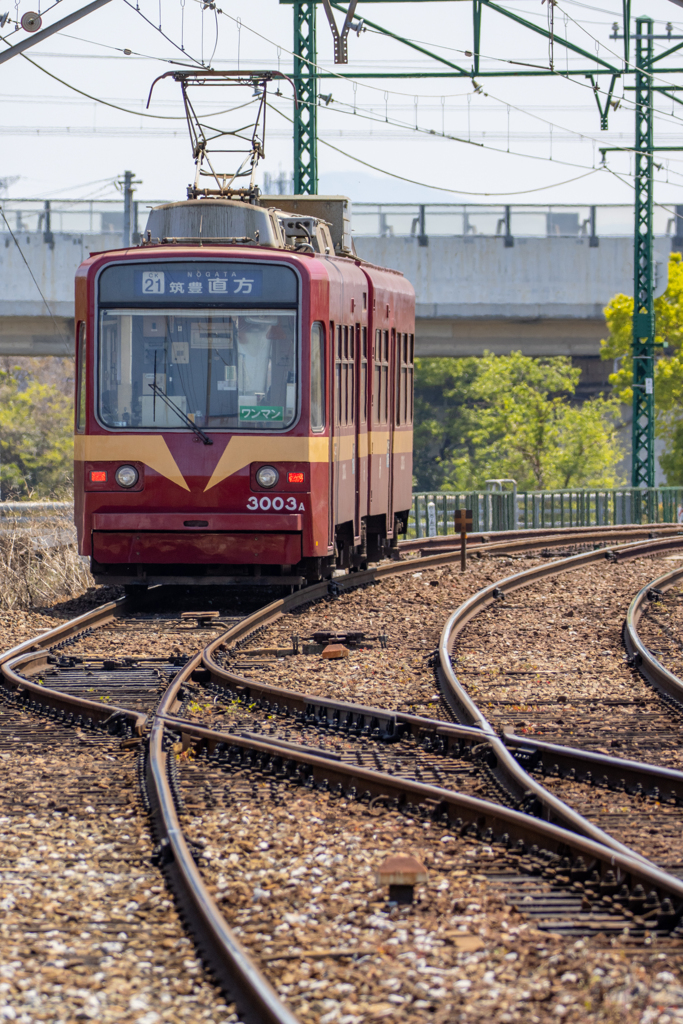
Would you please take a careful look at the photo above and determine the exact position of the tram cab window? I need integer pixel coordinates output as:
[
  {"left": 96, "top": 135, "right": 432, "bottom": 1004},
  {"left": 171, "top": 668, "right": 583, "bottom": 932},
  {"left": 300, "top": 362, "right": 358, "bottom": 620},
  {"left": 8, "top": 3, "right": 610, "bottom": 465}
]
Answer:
[
  {"left": 97, "top": 309, "right": 298, "bottom": 431},
  {"left": 76, "top": 321, "right": 86, "bottom": 433}
]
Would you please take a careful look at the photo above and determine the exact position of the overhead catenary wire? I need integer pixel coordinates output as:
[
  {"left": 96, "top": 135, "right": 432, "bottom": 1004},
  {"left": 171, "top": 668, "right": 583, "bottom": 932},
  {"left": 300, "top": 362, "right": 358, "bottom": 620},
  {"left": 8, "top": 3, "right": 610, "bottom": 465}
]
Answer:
[
  {"left": 213, "top": 1, "right": 683, "bottom": 148},
  {"left": 10, "top": 0, "right": 683, "bottom": 149},
  {"left": 319, "top": 136, "right": 603, "bottom": 196},
  {"left": 265, "top": 100, "right": 603, "bottom": 196},
  {"left": 207, "top": 4, "right": 671, "bottom": 168},
  {"left": 1, "top": 27, "right": 633, "bottom": 181},
  {"left": 267, "top": 92, "right": 683, "bottom": 182},
  {"left": 4, "top": 0, "right": 682, "bottom": 201},
  {"left": 120, "top": 0, "right": 205, "bottom": 68},
  {"left": 0, "top": 34, "right": 261, "bottom": 122}
]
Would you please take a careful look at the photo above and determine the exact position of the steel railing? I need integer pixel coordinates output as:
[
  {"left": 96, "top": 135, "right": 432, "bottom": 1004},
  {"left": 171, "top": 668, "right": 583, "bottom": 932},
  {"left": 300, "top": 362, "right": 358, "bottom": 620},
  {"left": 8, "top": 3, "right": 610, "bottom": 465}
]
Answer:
[
  {"left": 9, "top": 493, "right": 683, "bottom": 541},
  {"left": 407, "top": 487, "right": 683, "bottom": 537}
]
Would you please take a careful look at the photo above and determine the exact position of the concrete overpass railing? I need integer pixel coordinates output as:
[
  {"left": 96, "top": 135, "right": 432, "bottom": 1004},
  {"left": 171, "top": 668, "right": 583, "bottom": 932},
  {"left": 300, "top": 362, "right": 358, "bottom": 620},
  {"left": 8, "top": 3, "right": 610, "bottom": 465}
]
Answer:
[{"left": 0, "top": 198, "right": 680, "bottom": 359}]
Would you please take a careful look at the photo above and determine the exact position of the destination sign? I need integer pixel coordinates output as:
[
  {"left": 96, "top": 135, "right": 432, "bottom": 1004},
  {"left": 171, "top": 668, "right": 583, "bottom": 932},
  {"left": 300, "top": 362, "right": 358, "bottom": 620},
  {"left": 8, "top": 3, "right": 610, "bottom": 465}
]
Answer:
[{"left": 98, "top": 261, "right": 297, "bottom": 306}]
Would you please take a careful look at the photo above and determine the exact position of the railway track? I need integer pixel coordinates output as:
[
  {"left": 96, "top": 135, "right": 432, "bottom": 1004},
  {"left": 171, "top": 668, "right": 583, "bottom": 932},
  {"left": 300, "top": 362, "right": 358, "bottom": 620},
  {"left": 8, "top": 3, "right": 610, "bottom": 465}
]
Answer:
[{"left": 4, "top": 525, "right": 683, "bottom": 1022}]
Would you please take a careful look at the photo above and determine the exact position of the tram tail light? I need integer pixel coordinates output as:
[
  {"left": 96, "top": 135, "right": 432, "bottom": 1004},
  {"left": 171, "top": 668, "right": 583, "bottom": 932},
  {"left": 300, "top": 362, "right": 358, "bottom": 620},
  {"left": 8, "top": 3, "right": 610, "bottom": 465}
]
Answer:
[
  {"left": 288, "top": 472, "right": 305, "bottom": 484},
  {"left": 90, "top": 470, "right": 107, "bottom": 483}
]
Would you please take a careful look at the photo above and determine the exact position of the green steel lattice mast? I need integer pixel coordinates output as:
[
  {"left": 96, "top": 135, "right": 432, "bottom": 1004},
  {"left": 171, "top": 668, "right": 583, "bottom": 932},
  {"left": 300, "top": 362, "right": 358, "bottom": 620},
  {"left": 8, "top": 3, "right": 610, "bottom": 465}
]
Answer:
[
  {"left": 293, "top": 1, "right": 318, "bottom": 193},
  {"left": 631, "top": 16, "right": 655, "bottom": 488}
]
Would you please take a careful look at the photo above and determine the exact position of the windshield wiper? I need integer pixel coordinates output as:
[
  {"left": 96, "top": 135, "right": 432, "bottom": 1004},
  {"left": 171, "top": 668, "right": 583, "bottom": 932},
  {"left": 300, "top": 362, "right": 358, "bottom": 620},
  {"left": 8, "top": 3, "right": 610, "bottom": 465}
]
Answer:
[{"left": 147, "top": 382, "right": 213, "bottom": 445}]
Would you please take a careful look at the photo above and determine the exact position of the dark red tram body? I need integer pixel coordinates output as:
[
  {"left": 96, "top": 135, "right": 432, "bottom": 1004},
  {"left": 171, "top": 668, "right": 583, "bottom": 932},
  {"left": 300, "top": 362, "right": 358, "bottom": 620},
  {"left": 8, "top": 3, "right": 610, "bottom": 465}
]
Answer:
[{"left": 74, "top": 198, "right": 415, "bottom": 586}]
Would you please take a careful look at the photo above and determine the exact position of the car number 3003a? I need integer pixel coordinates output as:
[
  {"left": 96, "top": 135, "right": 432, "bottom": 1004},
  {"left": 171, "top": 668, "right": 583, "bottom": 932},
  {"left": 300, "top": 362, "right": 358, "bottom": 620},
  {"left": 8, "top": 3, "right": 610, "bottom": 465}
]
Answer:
[{"left": 247, "top": 496, "right": 305, "bottom": 511}]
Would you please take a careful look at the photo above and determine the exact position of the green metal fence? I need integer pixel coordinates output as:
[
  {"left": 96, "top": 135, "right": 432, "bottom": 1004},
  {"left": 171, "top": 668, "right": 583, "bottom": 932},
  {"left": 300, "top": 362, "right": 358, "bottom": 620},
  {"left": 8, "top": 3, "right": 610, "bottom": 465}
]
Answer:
[
  {"left": 409, "top": 490, "right": 517, "bottom": 537},
  {"left": 407, "top": 487, "right": 683, "bottom": 538}
]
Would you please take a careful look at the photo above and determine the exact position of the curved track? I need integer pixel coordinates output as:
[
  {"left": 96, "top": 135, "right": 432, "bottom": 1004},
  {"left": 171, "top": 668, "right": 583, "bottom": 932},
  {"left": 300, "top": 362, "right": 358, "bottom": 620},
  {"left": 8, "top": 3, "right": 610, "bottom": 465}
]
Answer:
[{"left": 5, "top": 525, "right": 683, "bottom": 1022}]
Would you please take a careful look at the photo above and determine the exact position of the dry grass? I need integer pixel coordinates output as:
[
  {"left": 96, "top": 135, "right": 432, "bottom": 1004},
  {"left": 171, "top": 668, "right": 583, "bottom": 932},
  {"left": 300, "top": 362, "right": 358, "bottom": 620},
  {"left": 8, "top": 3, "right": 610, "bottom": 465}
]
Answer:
[{"left": 0, "top": 510, "right": 93, "bottom": 610}]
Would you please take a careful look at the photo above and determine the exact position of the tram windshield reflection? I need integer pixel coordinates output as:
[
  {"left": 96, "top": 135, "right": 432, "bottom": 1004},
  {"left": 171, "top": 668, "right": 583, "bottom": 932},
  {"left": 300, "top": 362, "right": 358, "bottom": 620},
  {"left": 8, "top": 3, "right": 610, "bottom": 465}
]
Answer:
[{"left": 98, "top": 308, "right": 297, "bottom": 430}]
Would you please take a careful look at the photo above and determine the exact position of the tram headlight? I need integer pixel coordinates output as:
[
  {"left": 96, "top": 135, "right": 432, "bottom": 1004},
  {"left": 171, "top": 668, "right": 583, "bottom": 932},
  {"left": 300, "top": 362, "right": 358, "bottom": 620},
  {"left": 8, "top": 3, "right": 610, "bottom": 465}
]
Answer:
[
  {"left": 256, "top": 465, "right": 279, "bottom": 489},
  {"left": 115, "top": 465, "right": 139, "bottom": 488}
]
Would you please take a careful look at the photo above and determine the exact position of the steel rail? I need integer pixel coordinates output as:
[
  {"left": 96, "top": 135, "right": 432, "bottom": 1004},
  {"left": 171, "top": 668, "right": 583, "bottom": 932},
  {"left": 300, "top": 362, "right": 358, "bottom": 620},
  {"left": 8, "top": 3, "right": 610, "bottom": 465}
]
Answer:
[
  {"left": 0, "top": 596, "right": 146, "bottom": 734},
  {"left": 436, "top": 534, "right": 683, "bottom": 852},
  {"left": 200, "top": 633, "right": 683, "bottom": 809},
  {"left": 4, "top": 524, "right": 683, "bottom": 1017},
  {"left": 1, "top": 648, "right": 145, "bottom": 734},
  {"left": 146, "top": 659, "right": 303, "bottom": 1024},
  {"left": 199, "top": 533, "right": 683, "bottom": 864},
  {"left": 624, "top": 563, "right": 683, "bottom": 706},
  {"left": 403, "top": 522, "right": 683, "bottom": 555},
  {"left": 438, "top": 536, "right": 683, "bottom": 733},
  {"left": 156, "top": 706, "right": 683, "bottom": 919},
  {"left": 503, "top": 731, "right": 683, "bottom": 803},
  {"left": 203, "top": 529, "right": 683, "bottom": 667},
  {"left": 0, "top": 595, "right": 125, "bottom": 666},
  {"left": 0, "top": 597, "right": 298, "bottom": 1024}
]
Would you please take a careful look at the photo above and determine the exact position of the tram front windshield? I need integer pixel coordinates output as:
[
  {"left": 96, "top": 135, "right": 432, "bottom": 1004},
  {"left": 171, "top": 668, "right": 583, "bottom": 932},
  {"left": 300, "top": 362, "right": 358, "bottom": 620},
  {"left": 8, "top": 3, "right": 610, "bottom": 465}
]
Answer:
[{"left": 98, "top": 309, "right": 297, "bottom": 430}]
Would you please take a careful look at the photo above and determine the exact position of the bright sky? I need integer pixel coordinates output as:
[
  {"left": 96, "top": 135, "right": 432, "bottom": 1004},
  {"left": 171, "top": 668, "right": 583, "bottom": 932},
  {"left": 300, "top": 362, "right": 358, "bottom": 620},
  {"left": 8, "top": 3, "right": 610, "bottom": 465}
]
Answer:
[{"left": 2, "top": 0, "right": 683, "bottom": 210}]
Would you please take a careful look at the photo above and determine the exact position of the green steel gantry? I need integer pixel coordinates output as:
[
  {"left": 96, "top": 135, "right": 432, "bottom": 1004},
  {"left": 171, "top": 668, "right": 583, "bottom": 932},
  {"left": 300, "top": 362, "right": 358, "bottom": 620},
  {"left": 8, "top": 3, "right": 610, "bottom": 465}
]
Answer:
[{"left": 284, "top": 1, "right": 683, "bottom": 488}]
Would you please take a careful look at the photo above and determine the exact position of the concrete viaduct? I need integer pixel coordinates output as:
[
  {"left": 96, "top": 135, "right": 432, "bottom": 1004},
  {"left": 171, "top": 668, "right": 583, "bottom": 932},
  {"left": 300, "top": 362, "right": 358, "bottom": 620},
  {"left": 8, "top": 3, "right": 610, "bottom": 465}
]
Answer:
[{"left": 0, "top": 199, "right": 674, "bottom": 398}]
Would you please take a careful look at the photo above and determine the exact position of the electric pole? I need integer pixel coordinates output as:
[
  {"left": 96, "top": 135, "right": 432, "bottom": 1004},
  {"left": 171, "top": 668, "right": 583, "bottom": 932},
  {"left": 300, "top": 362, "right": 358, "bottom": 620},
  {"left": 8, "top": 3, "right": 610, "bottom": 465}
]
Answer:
[{"left": 120, "top": 170, "right": 141, "bottom": 247}]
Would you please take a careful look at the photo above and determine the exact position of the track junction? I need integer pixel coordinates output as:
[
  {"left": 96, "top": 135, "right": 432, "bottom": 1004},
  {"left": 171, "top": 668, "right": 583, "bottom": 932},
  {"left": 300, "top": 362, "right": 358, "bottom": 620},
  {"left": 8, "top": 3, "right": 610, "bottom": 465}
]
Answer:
[{"left": 4, "top": 523, "right": 683, "bottom": 1022}]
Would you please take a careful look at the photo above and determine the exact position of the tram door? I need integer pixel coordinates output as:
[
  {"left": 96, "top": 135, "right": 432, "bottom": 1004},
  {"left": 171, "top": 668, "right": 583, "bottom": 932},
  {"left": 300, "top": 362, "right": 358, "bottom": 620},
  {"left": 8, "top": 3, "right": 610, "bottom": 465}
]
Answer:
[
  {"left": 330, "top": 323, "right": 357, "bottom": 551},
  {"left": 372, "top": 327, "right": 393, "bottom": 527}
]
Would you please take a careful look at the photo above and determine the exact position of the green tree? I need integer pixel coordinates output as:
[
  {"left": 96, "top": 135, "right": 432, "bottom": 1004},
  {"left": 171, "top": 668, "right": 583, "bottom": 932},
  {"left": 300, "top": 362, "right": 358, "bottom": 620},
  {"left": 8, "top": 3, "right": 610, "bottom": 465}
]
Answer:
[
  {"left": 414, "top": 351, "right": 623, "bottom": 492},
  {"left": 412, "top": 356, "right": 481, "bottom": 491},
  {"left": 0, "top": 361, "right": 74, "bottom": 499},
  {"left": 601, "top": 252, "right": 683, "bottom": 484}
]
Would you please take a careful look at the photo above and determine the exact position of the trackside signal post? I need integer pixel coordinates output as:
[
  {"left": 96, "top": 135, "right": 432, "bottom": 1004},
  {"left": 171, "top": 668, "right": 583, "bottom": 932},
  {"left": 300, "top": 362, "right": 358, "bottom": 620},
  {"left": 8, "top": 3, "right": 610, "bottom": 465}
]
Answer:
[
  {"left": 284, "top": 1, "right": 683, "bottom": 488},
  {"left": 454, "top": 509, "right": 472, "bottom": 572}
]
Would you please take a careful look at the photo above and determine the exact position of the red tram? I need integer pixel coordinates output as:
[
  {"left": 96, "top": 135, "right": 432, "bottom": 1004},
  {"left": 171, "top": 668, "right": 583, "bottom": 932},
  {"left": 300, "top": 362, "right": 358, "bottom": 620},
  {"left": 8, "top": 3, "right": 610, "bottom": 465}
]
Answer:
[{"left": 74, "top": 197, "right": 415, "bottom": 587}]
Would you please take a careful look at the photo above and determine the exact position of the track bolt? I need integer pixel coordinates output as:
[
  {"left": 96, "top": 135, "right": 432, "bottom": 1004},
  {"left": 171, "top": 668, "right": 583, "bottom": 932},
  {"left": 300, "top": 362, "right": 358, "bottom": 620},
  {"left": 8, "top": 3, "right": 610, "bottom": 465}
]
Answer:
[
  {"left": 644, "top": 891, "right": 661, "bottom": 918},
  {"left": 629, "top": 884, "right": 646, "bottom": 914},
  {"left": 658, "top": 898, "right": 677, "bottom": 929},
  {"left": 570, "top": 857, "right": 588, "bottom": 881}
]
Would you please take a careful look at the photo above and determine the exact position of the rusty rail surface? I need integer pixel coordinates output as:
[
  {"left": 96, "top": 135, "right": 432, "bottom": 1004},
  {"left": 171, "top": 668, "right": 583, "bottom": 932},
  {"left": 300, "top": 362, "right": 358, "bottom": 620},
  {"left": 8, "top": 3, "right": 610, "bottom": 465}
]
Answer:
[
  {"left": 146, "top": 659, "right": 300, "bottom": 1024},
  {"left": 201, "top": 534, "right": 683, "bottom": 853},
  {"left": 401, "top": 522, "right": 683, "bottom": 555},
  {"left": 5, "top": 524, "right": 683, "bottom": 1018},
  {"left": 624, "top": 563, "right": 683, "bottom": 706}
]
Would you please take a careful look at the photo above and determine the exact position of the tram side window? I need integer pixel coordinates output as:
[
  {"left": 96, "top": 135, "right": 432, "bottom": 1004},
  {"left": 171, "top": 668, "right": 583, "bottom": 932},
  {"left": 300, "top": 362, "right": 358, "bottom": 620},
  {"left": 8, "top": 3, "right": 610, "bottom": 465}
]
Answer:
[
  {"left": 381, "top": 330, "right": 389, "bottom": 423},
  {"left": 396, "top": 332, "right": 414, "bottom": 426},
  {"left": 373, "top": 328, "right": 389, "bottom": 425},
  {"left": 360, "top": 326, "right": 367, "bottom": 424},
  {"left": 335, "top": 325, "right": 342, "bottom": 425},
  {"left": 335, "top": 325, "right": 355, "bottom": 426},
  {"left": 373, "top": 329, "right": 381, "bottom": 424},
  {"left": 408, "top": 333, "right": 415, "bottom": 423},
  {"left": 310, "top": 322, "right": 325, "bottom": 431},
  {"left": 347, "top": 326, "right": 355, "bottom": 426},
  {"left": 76, "top": 321, "right": 86, "bottom": 433}
]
